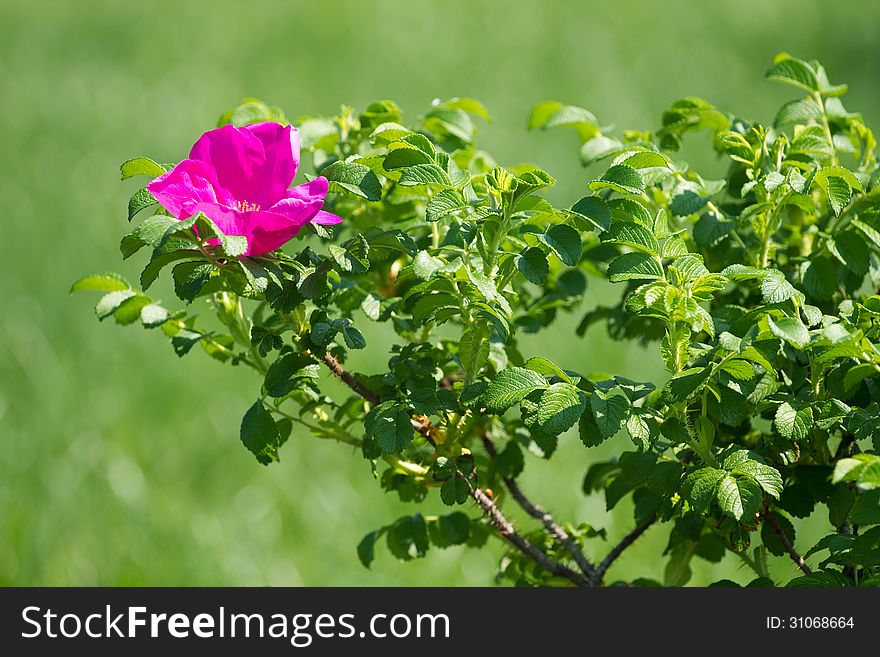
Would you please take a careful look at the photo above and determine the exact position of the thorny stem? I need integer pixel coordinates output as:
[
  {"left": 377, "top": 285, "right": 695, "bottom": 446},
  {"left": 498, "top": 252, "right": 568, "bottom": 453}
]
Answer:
[
  {"left": 460, "top": 474, "right": 591, "bottom": 587},
  {"left": 591, "top": 513, "right": 657, "bottom": 586},
  {"left": 762, "top": 511, "right": 812, "bottom": 576},
  {"left": 482, "top": 435, "right": 595, "bottom": 579},
  {"left": 320, "top": 351, "right": 589, "bottom": 586}
]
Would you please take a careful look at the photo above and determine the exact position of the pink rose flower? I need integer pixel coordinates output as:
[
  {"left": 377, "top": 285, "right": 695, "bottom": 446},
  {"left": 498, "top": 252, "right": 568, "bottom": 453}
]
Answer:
[{"left": 147, "top": 122, "right": 342, "bottom": 256}]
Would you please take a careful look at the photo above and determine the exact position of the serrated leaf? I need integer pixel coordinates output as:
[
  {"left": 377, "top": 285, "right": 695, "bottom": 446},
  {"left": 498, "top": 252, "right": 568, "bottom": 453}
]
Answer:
[
  {"left": 607, "top": 252, "right": 664, "bottom": 282},
  {"left": 732, "top": 460, "right": 783, "bottom": 498},
  {"left": 322, "top": 160, "right": 382, "bottom": 201},
  {"left": 602, "top": 221, "right": 659, "bottom": 254},
  {"left": 516, "top": 247, "right": 549, "bottom": 284},
  {"left": 483, "top": 367, "right": 548, "bottom": 412},
  {"left": 716, "top": 473, "right": 762, "bottom": 520},
  {"left": 95, "top": 290, "right": 137, "bottom": 319},
  {"left": 588, "top": 164, "right": 644, "bottom": 195},
  {"left": 398, "top": 163, "right": 452, "bottom": 187},
  {"left": 128, "top": 187, "right": 157, "bottom": 221},
  {"left": 240, "top": 399, "right": 282, "bottom": 465},
  {"left": 570, "top": 196, "right": 612, "bottom": 232},
  {"left": 683, "top": 468, "right": 726, "bottom": 512},
  {"left": 540, "top": 224, "right": 582, "bottom": 266},
  {"left": 761, "top": 270, "right": 797, "bottom": 304},
  {"left": 768, "top": 315, "right": 810, "bottom": 349},
  {"left": 70, "top": 272, "right": 130, "bottom": 293},
  {"left": 120, "top": 157, "right": 167, "bottom": 180},
  {"left": 426, "top": 190, "right": 467, "bottom": 222},
  {"left": 774, "top": 98, "right": 822, "bottom": 128},
  {"left": 589, "top": 390, "right": 630, "bottom": 438},
  {"left": 775, "top": 402, "right": 813, "bottom": 441},
  {"left": 665, "top": 367, "right": 711, "bottom": 402},
  {"left": 766, "top": 54, "right": 819, "bottom": 93},
  {"left": 440, "top": 477, "right": 470, "bottom": 506},
  {"left": 365, "top": 402, "right": 414, "bottom": 454},
  {"left": 536, "top": 383, "right": 587, "bottom": 436}
]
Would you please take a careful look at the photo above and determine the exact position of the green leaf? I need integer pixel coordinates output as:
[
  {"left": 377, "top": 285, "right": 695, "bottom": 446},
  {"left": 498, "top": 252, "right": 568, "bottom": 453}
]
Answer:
[
  {"left": 716, "top": 473, "right": 762, "bottom": 520},
  {"left": 70, "top": 272, "right": 130, "bottom": 293},
  {"left": 775, "top": 402, "right": 813, "bottom": 441},
  {"left": 665, "top": 367, "right": 711, "bottom": 402},
  {"left": 112, "top": 294, "right": 152, "bottom": 325},
  {"left": 426, "top": 190, "right": 467, "bottom": 222},
  {"left": 774, "top": 98, "right": 822, "bottom": 128},
  {"left": 824, "top": 176, "right": 851, "bottom": 216},
  {"left": 602, "top": 221, "right": 659, "bottom": 254},
  {"left": 430, "top": 511, "right": 472, "bottom": 547},
  {"left": 832, "top": 454, "right": 880, "bottom": 490},
  {"left": 588, "top": 164, "right": 644, "bottom": 195},
  {"left": 540, "top": 224, "right": 582, "bottom": 266},
  {"left": 140, "top": 250, "right": 201, "bottom": 290},
  {"left": 95, "top": 290, "right": 136, "bottom": 320},
  {"left": 767, "top": 315, "right": 810, "bottom": 349},
  {"left": 240, "top": 399, "right": 283, "bottom": 465},
  {"left": 732, "top": 460, "right": 784, "bottom": 499},
  {"left": 483, "top": 367, "right": 547, "bottom": 412},
  {"left": 570, "top": 196, "right": 612, "bottom": 231},
  {"left": 172, "top": 261, "right": 214, "bottom": 302},
  {"left": 682, "top": 468, "right": 726, "bottom": 512},
  {"left": 528, "top": 101, "right": 599, "bottom": 140},
  {"left": 128, "top": 187, "right": 157, "bottom": 221},
  {"left": 607, "top": 252, "right": 663, "bottom": 282},
  {"left": 120, "top": 157, "right": 167, "bottom": 180},
  {"left": 139, "top": 303, "right": 169, "bottom": 328},
  {"left": 383, "top": 147, "right": 434, "bottom": 170},
  {"left": 322, "top": 160, "right": 382, "bottom": 201},
  {"left": 365, "top": 401, "right": 415, "bottom": 454},
  {"left": 536, "top": 383, "right": 587, "bottom": 436},
  {"left": 589, "top": 390, "right": 630, "bottom": 439},
  {"left": 766, "top": 54, "right": 819, "bottom": 93},
  {"left": 524, "top": 357, "right": 572, "bottom": 383},
  {"left": 516, "top": 247, "right": 549, "bottom": 284},
  {"left": 120, "top": 215, "right": 182, "bottom": 258},
  {"left": 495, "top": 442, "right": 524, "bottom": 479},
  {"left": 264, "top": 353, "right": 319, "bottom": 397},
  {"left": 440, "top": 477, "right": 470, "bottom": 506},
  {"left": 398, "top": 163, "right": 452, "bottom": 187},
  {"left": 760, "top": 270, "right": 797, "bottom": 304},
  {"left": 357, "top": 531, "right": 380, "bottom": 568},
  {"left": 459, "top": 323, "right": 490, "bottom": 387}
]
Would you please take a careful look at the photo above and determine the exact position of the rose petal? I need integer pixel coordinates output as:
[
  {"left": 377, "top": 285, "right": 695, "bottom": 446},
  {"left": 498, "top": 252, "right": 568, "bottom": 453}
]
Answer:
[
  {"left": 244, "top": 210, "right": 309, "bottom": 256},
  {"left": 243, "top": 122, "right": 300, "bottom": 205},
  {"left": 146, "top": 159, "right": 233, "bottom": 218},
  {"left": 189, "top": 124, "right": 265, "bottom": 203},
  {"left": 311, "top": 210, "right": 344, "bottom": 225}
]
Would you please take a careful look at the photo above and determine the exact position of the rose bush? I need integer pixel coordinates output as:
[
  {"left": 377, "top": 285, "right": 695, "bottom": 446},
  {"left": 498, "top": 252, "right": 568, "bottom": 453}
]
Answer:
[{"left": 74, "top": 55, "right": 880, "bottom": 587}]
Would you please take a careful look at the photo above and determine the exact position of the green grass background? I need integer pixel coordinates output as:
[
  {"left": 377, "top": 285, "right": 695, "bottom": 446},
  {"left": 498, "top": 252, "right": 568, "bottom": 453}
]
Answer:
[{"left": 1, "top": 0, "right": 878, "bottom": 586}]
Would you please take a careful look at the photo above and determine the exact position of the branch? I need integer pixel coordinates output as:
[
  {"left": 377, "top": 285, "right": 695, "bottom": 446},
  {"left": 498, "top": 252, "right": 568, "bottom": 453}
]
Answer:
[
  {"left": 460, "top": 474, "right": 590, "bottom": 587},
  {"left": 762, "top": 511, "right": 812, "bottom": 576},
  {"left": 318, "top": 351, "right": 587, "bottom": 585},
  {"left": 323, "top": 352, "right": 380, "bottom": 405},
  {"left": 482, "top": 435, "right": 595, "bottom": 579},
  {"left": 591, "top": 513, "right": 657, "bottom": 586}
]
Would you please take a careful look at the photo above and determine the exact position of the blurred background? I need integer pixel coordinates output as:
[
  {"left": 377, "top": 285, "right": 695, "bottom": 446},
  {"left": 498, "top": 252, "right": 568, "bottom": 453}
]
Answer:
[{"left": 1, "top": 0, "right": 879, "bottom": 586}]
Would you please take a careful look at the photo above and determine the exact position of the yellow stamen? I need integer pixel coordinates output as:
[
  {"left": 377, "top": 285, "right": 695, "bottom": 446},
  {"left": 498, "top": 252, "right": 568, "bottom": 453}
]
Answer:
[{"left": 236, "top": 200, "right": 261, "bottom": 212}]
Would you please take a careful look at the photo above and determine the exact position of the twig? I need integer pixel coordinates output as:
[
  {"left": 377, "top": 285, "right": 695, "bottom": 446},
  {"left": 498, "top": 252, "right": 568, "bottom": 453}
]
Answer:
[
  {"left": 460, "top": 474, "right": 590, "bottom": 587},
  {"left": 322, "top": 352, "right": 381, "bottom": 405},
  {"left": 482, "top": 435, "right": 595, "bottom": 579},
  {"left": 318, "top": 352, "right": 586, "bottom": 585},
  {"left": 591, "top": 514, "right": 657, "bottom": 586},
  {"left": 763, "top": 511, "right": 812, "bottom": 576}
]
